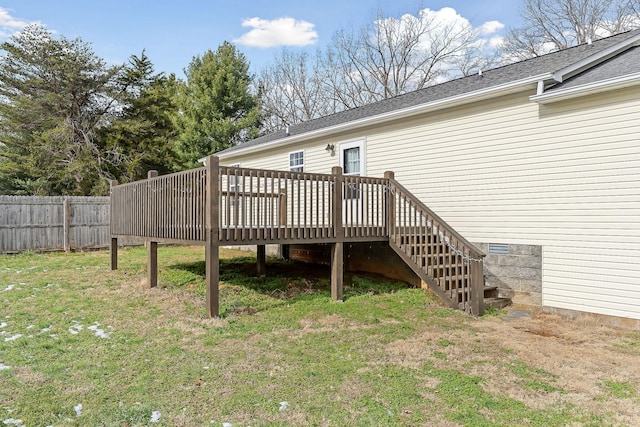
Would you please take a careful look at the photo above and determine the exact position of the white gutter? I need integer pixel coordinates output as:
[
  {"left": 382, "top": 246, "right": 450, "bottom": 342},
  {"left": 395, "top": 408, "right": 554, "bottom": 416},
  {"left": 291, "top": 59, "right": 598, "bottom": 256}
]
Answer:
[
  {"left": 530, "top": 72, "right": 640, "bottom": 104},
  {"left": 217, "top": 74, "right": 548, "bottom": 159}
]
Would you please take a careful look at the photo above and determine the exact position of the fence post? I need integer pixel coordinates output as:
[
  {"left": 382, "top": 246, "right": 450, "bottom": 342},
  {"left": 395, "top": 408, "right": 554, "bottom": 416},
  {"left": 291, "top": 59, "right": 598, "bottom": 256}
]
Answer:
[
  {"left": 110, "top": 180, "right": 118, "bottom": 270},
  {"left": 384, "top": 171, "right": 395, "bottom": 240},
  {"left": 147, "top": 170, "right": 158, "bottom": 288},
  {"left": 205, "top": 156, "right": 221, "bottom": 318},
  {"left": 331, "top": 166, "right": 344, "bottom": 301},
  {"left": 63, "top": 197, "right": 71, "bottom": 252}
]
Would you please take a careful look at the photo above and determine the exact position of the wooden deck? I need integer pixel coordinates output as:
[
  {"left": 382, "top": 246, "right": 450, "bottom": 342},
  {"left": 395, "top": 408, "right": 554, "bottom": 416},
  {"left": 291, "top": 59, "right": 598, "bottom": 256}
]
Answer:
[{"left": 110, "top": 155, "right": 485, "bottom": 317}]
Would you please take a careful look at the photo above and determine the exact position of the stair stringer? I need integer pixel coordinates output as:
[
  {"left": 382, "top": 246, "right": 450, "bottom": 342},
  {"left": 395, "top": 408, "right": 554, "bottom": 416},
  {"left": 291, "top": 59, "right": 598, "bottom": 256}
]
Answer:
[{"left": 388, "top": 239, "right": 460, "bottom": 310}]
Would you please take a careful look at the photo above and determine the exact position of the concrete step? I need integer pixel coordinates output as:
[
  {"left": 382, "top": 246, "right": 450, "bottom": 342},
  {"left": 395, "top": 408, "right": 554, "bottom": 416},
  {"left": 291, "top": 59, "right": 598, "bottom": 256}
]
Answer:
[
  {"left": 483, "top": 285, "right": 499, "bottom": 299},
  {"left": 484, "top": 297, "right": 512, "bottom": 310}
]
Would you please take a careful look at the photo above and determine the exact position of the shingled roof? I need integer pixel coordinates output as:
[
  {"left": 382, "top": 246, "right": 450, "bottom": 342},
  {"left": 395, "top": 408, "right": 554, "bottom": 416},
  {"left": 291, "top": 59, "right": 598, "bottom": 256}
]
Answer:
[
  {"left": 545, "top": 45, "right": 640, "bottom": 91},
  {"left": 219, "top": 29, "right": 640, "bottom": 156}
]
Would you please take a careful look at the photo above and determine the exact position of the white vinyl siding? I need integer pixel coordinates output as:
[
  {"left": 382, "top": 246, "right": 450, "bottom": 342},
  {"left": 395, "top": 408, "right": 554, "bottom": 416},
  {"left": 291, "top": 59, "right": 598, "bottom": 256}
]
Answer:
[
  {"left": 221, "top": 143, "right": 331, "bottom": 173},
  {"left": 365, "top": 88, "right": 640, "bottom": 320}
]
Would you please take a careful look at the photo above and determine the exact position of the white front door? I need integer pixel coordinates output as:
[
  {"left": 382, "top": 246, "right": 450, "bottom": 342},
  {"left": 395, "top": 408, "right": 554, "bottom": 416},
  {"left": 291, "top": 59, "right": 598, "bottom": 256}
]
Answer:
[{"left": 339, "top": 140, "right": 365, "bottom": 225}]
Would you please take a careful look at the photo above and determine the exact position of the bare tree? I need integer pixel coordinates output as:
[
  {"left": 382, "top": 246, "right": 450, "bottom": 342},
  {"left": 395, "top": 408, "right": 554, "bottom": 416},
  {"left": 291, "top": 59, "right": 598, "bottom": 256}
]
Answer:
[
  {"left": 618, "top": 0, "right": 640, "bottom": 29},
  {"left": 325, "top": 8, "right": 481, "bottom": 109},
  {"left": 450, "top": 40, "right": 499, "bottom": 77},
  {"left": 257, "top": 7, "right": 491, "bottom": 129},
  {"left": 628, "top": 0, "right": 640, "bottom": 14},
  {"left": 500, "top": 0, "right": 640, "bottom": 61},
  {"left": 257, "top": 49, "right": 334, "bottom": 133}
]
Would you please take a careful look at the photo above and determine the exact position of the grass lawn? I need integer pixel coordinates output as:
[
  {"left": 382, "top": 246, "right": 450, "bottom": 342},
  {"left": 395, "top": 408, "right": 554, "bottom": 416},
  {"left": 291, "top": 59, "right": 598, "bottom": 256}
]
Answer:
[{"left": 1, "top": 246, "right": 639, "bottom": 426}]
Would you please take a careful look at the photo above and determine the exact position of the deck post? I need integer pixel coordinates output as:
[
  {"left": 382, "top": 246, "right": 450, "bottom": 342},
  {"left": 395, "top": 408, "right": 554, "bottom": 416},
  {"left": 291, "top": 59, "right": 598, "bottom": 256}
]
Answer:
[
  {"left": 110, "top": 238, "right": 118, "bottom": 270},
  {"left": 109, "top": 179, "right": 118, "bottom": 270},
  {"left": 331, "top": 166, "right": 344, "bottom": 301},
  {"left": 206, "top": 156, "right": 221, "bottom": 318},
  {"left": 147, "top": 170, "right": 158, "bottom": 288},
  {"left": 257, "top": 245, "right": 266, "bottom": 277},
  {"left": 384, "top": 171, "right": 395, "bottom": 241},
  {"left": 148, "top": 241, "right": 158, "bottom": 287},
  {"left": 469, "top": 254, "right": 485, "bottom": 316}
]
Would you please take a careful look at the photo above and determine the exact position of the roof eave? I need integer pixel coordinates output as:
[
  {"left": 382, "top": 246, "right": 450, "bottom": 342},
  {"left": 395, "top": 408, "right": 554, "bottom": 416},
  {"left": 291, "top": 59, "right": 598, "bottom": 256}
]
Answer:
[
  {"left": 218, "top": 74, "right": 548, "bottom": 159},
  {"left": 530, "top": 72, "right": 640, "bottom": 104}
]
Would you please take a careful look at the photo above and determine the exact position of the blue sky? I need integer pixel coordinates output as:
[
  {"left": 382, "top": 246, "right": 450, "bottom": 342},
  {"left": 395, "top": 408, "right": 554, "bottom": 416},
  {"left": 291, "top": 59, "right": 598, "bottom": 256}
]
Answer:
[{"left": 0, "top": 1, "right": 522, "bottom": 78}]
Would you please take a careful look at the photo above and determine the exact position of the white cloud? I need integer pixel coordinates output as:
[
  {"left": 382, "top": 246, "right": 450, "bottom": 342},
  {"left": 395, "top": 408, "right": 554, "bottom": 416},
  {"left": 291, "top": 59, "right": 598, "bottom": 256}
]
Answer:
[
  {"left": 487, "top": 35, "right": 505, "bottom": 49},
  {"left": 0, "top": 8, "right": 30, "bottom": 29},
  {"left": 234, "top": 17, "right": 318, "bottom": 48},
  {"left": 0, "top": 7, "right": 33, "bottom": 38},
  {"left": 478, "top": 20, "right": 505, "bottom": 35},
  {"left": 419, "top": 7, "right": 470, "bottom": 29}
]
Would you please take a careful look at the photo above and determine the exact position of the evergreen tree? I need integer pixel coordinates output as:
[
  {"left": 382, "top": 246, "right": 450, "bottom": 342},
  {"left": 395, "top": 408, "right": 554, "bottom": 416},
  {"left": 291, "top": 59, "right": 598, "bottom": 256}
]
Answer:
[
  {"left": 174, "top": 42, "right": 261, "bottom": 169},
  {"left": 0, "top": 24, "right": 124, "bottom": 195},
  {"left": 100, "top": 51, "right": 178, "bottom": 182}
]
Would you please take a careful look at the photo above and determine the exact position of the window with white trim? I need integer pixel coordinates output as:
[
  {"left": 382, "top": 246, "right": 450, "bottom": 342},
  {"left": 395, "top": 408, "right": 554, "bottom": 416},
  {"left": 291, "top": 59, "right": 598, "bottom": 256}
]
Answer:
[
  {"left": 229, "top": 163, "right": 241, "bottom": 191},
  {"left": 228, "top": 163, "right": 242, "bottom": 210},
  {"left": 289, "top": 150, "right": 304, "bottom": 172},
  {"left": 339, "top": 139, "right": 365, "bottom": 176}
]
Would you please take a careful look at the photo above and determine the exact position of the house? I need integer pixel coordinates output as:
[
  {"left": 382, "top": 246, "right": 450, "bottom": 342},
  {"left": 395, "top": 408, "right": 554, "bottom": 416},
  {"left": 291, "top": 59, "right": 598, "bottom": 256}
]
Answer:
[{"left": 215, "top": 29, "right": 640, "bottom": 327}]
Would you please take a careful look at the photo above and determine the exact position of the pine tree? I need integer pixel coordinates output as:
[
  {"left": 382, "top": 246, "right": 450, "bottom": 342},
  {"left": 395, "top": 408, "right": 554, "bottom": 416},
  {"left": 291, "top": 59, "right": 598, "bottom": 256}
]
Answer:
[
  {"left": 0, "top": 24, "right": 124, "bottom": 195},
  {"left": 174, "top": 42, "right": 261, "bottom": 169},
  {"left": 100, "top": 51, "right": 179, "bottom": 182}
]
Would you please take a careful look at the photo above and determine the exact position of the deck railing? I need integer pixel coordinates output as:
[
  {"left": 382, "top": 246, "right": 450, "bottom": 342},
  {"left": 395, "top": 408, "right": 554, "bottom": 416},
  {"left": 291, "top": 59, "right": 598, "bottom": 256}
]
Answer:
[
  {"left": 110, "top": 167, "right": 207, "bottom": 243},
  {"left": 110, "top": 156, "right": 485, "bottom": 317},
  {"left": 111, "top": 160, "right": 389, "bottom": 244}
]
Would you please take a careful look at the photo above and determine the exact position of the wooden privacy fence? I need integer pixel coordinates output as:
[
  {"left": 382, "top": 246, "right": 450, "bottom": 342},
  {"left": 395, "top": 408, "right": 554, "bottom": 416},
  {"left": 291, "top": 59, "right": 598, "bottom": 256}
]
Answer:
[
  {"left": 110, "top": 156, "right": 485, "bottom": 318},
  {"left": 0, "top": 196, "right": 112, "bottom": 253}
]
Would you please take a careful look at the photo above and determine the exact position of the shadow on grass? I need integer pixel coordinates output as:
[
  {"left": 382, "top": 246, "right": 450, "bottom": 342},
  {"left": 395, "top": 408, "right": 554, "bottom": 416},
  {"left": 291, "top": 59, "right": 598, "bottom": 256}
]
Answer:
[{"left": 164, "top": 255, "right": 411, "bottom": 313}]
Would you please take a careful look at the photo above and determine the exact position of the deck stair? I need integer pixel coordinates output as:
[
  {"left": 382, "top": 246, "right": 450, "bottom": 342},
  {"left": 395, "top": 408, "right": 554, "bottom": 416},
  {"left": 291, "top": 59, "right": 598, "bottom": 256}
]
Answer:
[
  {"left": 385, "top": 176, "right": 511, "bottom": 314},
  {"left": 390, "top": 234, "right": 511, "bottom": 311}
]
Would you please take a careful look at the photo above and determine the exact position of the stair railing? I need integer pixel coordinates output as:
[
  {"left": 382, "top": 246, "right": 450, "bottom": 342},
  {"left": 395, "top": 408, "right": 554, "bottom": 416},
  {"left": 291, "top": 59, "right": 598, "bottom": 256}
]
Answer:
[{"left": 385, "top": 173, "right": 486, "bottom": 315}]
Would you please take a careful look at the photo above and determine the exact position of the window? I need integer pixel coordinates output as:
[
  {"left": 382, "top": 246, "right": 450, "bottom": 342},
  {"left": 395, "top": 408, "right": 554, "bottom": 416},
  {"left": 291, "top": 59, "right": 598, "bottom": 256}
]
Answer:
[
  {"left": 289, "top": 150, "right": 304, "bottom": 172},
  {"left": 228, "top": 163, "right": 241, "bottom": 191},
  {"left": 228, "top": 163, "right": 242, "bottom": 209},
  {"left": 339, "top": 140, "right": 365, "bottom": 200},
  {"left": 339, "top": 139, "right": 365, "bottom": 176},
  {"left": 343, "top": 147, "right": 360, "bottom": 175}
]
